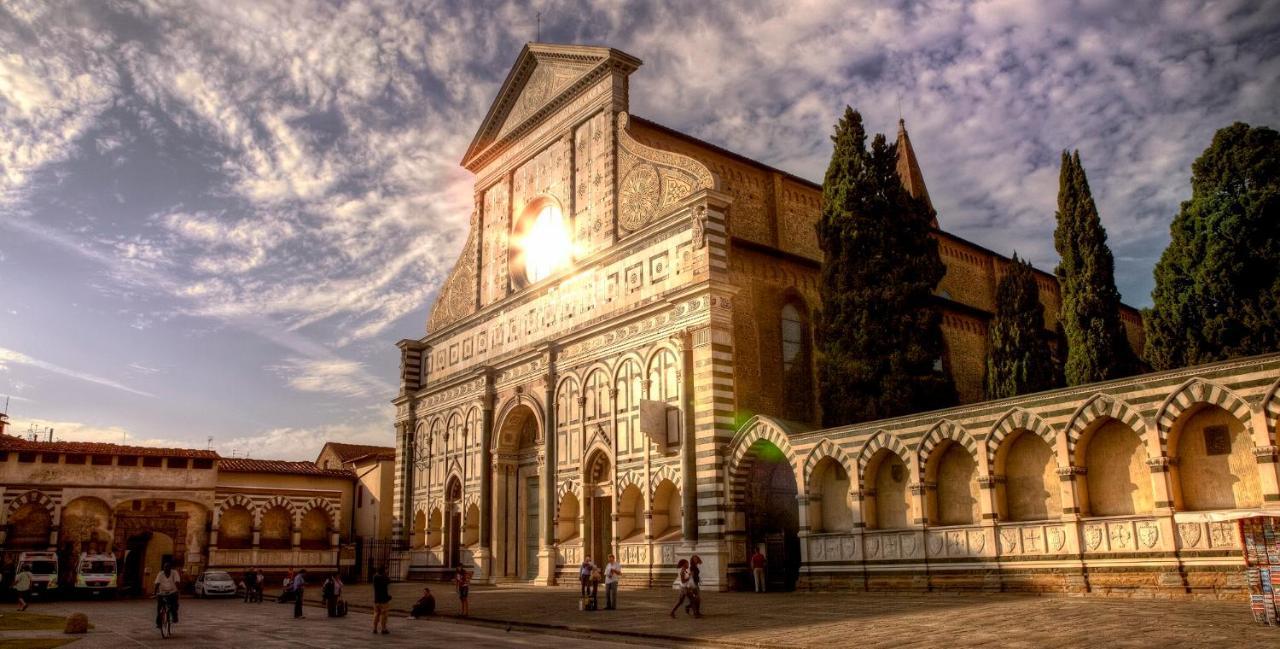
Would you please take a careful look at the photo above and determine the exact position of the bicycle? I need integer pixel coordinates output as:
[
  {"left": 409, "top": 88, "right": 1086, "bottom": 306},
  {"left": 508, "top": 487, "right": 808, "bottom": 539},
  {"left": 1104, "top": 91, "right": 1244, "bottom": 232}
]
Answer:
[{"left": 155, "top": 593, "right": 175, "bottom": 638}]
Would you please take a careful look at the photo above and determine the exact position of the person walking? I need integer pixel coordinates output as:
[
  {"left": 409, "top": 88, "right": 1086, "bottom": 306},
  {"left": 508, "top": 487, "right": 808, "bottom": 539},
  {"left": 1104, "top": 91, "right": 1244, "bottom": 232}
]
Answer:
[
  {"left": 153, "top": 561, "right": 181, "bottom": 628},
  {"left": 686, "top": 555, "right": 703, "bottom": 617},
  {"left": 322, "top": 574, "right": 338, "bottom": 617},
  {"left": 12, "top": 564, "right": 32, "bottom": 612},
  {"left": 243, "top": 567, "right": 257, "bottom": 603},
  {"left": 669, "top": 559, "right": 692, "bottom": 618},
  {"left": 603, "top": 554, "right": 621, "bottom": 610},
  {"left": 409, "top": 587, "right": 435, "bottom": 619},
  {"left": 291, "top": 569, "right": 307, "bottom": 619},
  {"left": 254, "top": 568, "right": 265, "bottom": 603},
  {"left": 453, "top": 565, "right": 471, "bottom": 617},
  {"left": 372, "top": 567, "right": 392, "bottom": 634},
  {"left": 750, "top": 548, "right": 766, "bottom": 593}
]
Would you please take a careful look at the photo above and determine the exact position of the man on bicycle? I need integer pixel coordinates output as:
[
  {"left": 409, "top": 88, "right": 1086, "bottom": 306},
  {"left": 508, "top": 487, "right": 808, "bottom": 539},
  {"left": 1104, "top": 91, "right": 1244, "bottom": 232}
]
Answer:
[{"left": 154, "top": 561, "right": 181, "bottom": 628}]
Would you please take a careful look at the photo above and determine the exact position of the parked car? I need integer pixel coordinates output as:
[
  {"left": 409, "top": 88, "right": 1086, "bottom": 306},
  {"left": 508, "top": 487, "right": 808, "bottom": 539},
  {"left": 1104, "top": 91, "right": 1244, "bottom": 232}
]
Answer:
[
  {"left": 73, "top": 553, "right": 117, "bottom": 597},
  {"left": 16, "top": 551, "right": 59, "bottom": 600},
  {"left": 193, "top": 570, "right": 237, "bottom": 598}
]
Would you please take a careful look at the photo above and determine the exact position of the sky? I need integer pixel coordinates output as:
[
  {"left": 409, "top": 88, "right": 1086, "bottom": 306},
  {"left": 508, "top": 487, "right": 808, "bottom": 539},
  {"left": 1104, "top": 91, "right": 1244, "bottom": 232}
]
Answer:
[{"left": 1, "top": 0, "right": 1277, "bottom": 460}]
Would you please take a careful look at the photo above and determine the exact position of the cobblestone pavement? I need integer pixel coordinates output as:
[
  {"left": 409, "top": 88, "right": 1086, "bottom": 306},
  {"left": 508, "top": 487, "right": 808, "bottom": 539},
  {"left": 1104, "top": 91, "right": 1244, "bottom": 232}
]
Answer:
[
  {"left": 5, "top": 585, "right": 1276, "bottom": 648},
  {"left": 292, "top": 581, "right": 1275, "bottom": 648},
  {"left": 2, "top": 597, "right": 675, "bottom": 648}
]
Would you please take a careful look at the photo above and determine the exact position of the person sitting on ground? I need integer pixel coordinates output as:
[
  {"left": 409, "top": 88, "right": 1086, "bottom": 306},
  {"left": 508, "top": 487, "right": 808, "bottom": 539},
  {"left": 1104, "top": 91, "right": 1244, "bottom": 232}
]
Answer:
[{"left": 410, "top": 587, "right": 436, "bottom": 619}]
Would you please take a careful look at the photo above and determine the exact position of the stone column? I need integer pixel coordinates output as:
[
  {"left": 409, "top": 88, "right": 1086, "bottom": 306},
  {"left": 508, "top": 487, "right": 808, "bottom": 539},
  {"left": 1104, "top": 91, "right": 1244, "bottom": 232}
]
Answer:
[
  {"left": 538, "top": 348, "right": 559, "bottom": 584},
  {"left": 1056, "top": 465, "right": 1088, "bottom": 593},
  {"left": 402, "top": 412, "right": 417, "bottom": 546},
  {"left": 674, "top": 331, "right": 699, "bottom": 544},
  {"left": 477, "top": 377, "right": 495, "bottom": 580}
]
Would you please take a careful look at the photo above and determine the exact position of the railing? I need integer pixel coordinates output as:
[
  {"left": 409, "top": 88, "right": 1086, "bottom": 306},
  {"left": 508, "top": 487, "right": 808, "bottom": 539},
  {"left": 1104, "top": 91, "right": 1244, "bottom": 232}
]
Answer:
[{"left": 208, "top": 548, "right": 338, "bottom": 569}]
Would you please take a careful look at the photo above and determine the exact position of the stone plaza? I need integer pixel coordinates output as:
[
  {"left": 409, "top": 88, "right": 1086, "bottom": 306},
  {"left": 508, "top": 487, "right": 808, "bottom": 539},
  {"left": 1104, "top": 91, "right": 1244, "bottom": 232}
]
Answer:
[{"left": 2, "top": 583, "right": 1274, "bottom": 648}]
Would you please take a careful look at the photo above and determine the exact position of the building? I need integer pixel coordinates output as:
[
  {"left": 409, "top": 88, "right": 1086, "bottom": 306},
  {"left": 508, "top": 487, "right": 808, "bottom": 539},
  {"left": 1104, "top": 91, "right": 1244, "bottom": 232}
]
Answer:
[
  {"left": 316, "top": 442, "right": 396, "bottom": 541},
  {"left": 392, "top": 43, "right": 1278, "bottom": 595},
  {"left": 0, "top": 430, "right": 370, "bottom": 589}
]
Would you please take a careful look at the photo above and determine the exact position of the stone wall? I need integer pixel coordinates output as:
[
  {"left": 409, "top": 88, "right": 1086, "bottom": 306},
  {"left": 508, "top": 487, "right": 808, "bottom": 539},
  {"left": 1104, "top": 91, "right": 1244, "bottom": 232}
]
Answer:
[{"left": 721, "top": 353, "right": 1280, "bottom": 598}]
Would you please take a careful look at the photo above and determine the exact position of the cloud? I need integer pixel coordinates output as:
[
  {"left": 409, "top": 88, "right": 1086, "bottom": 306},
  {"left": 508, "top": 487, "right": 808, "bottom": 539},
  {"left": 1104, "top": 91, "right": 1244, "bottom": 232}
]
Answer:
[
  {"left": 0, "top": 346, "right": 154, "bottom": 398},
  {"left": 218, "top": 420, "right": 393, "bottom": 461},
  {"left": 0, "top": 2, "right": 119, "bottom": 204},
  {"left": 267, "top": 356, "right": 386, "bottom": 398},
  {"left": 6, "top": 416, "right": 187, "bottom": 449}
]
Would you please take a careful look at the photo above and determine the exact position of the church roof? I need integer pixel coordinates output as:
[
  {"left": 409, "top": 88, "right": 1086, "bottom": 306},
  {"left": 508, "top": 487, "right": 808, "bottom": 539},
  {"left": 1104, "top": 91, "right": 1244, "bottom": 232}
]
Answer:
[
  {"left": 895, "top": 118, "right": 935, "bottom": 219},
  {"left": 318, "top": 442, "right": 395, "bottom": 464},
  {"left": 219, "top": 457, "right": 354, "bottom": 478},
  {"left": 0, "top": 433, "right": 218, "bottom": 459},
  {"left": 460, "top": 42, "right": 641, "bottom": 171}
]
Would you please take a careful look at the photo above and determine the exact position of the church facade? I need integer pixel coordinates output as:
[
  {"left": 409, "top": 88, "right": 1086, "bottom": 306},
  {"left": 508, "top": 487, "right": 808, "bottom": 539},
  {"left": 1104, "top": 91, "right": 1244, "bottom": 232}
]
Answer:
[{"left": 392, "top": 43, "right": 1280, "bottom": 595}]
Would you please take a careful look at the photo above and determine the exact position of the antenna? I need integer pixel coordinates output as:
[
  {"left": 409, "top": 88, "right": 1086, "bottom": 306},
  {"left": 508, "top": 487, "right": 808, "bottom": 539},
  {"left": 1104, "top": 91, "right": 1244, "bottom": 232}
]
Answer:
[
  {"left": 536, "top": 11, "right": 541, "bottom": 42},
  {"left": 207, "top": 436, "right": 213, "bottom": 450}
]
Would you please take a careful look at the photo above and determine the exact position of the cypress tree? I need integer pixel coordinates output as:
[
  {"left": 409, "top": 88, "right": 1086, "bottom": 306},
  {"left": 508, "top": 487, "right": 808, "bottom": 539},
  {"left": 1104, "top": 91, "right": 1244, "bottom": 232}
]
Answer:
[
  {"left": 1053, "top": 151, "right": 1135, "bottom": 385},
  {"left": 984, "top": 254, "right": 1057, "bottom": 399},
  {"left": 1145, "top": 123, "right": 1280, "bottom": 369},
  {"left": 817, "top": 107, "right": 956, "bottom": 426}
]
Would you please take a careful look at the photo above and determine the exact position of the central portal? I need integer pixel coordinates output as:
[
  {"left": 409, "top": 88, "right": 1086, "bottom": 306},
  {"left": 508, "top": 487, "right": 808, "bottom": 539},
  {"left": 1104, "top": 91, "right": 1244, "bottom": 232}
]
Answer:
[{"left": 493, "top": 403, "right": 543, "bottom": 581}]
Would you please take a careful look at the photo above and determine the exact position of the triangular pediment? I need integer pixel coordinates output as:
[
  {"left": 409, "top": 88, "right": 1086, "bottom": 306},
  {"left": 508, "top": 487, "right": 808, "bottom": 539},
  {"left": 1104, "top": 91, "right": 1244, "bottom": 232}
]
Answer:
[{"left": 462, "top": 43, "right": 641, "bottom": 171}]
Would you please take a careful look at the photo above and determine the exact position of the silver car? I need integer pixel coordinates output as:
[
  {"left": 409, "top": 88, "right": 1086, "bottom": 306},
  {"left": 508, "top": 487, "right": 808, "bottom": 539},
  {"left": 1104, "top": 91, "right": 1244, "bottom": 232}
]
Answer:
[{"left": 193, "top": 570, "right": 238, "bottom": 598}]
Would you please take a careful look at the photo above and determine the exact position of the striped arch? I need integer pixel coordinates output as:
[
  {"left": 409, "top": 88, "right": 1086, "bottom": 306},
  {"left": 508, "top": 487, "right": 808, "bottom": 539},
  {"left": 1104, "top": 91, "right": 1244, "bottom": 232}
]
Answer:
[
  {"left": 4, "top": 490, "right": 59, "bottom": 526},
  {"left": 856, "top": 430, "right": 909, "bottom": 480},
  {"left": 916, "top": 419, "right": 977, "bottom": 475},
  {"left": 256, "top": 495, "right": 295, "bottom": 527},
  {"left": 299, "top": 497, "right": 339, "bottom": 530},
  {"left": 462, "top": 492, "right": 480, "bottom": 511},
  {"left": 1265, "top": 378, "right": 1280, "bottom": 446},
  {"left": 802, "top": 439, "right": 855, "bottom": 492},
  {"left": 1156, "top": 378, "right": 1255, "bottom": 454},
  {"left": 725, "top": 415, "right": 798, "bottom": 508},
  {"left": 213, "top": 494, "right": 256, "bottom": 526},
  {"left": 556, "top": 479, "right": 580, "bottom": 501},
  {"left": 987, "top": 407, "right": 1060, "bottom": 466},
  {"left": 616, "top": 470, "right": 641, "bottom": 493},
  {"left": 1065, "top": 394, "right": 1147, "bottom": 461},
  {"left": 650, "top": 463, "right": 681, "bottom": 500}
]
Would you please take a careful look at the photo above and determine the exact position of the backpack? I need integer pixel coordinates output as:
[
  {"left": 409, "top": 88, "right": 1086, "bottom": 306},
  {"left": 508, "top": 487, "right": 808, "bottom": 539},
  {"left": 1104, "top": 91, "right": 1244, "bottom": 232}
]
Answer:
[{"left": 322, "top": 580, "right": 335, "bottom": 598}]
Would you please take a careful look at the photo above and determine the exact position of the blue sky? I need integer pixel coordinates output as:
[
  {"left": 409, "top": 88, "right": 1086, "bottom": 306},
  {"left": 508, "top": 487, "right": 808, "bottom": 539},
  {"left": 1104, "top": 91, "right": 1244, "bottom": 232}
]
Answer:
[{"left": 1, "top": 1, "right": 1277, "bottom": 459}]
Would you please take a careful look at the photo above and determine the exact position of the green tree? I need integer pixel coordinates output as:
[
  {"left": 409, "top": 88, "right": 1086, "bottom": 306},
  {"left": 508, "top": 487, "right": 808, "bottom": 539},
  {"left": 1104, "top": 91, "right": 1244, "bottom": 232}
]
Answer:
[
  {"left": 1053, "top": 151, "right": 1136, "bottom": 385},
  {"left": 1145, "top": 123, "right": 1280, "bottom": 369},
  {"left": 816, "top": 107, "right": 956, "bottom": 426},
  {"left": 984, "top": 254, "right": 1058, "bottom": 399}
]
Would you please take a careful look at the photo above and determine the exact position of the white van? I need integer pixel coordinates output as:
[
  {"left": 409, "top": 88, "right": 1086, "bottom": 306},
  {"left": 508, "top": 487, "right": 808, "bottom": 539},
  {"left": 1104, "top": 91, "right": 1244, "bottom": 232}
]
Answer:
[
  {"left": 74, "top": 553, "right": 117, "bottom": 597},
  {"left": 16, "top": 551, "right": 59, "bottom": 598}
]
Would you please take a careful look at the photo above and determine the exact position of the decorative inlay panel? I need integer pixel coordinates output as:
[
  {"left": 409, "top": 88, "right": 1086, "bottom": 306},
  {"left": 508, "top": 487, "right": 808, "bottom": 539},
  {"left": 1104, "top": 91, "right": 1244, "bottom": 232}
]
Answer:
[{"left": 615, "top": 112, "right": 715, "bottom": 234}]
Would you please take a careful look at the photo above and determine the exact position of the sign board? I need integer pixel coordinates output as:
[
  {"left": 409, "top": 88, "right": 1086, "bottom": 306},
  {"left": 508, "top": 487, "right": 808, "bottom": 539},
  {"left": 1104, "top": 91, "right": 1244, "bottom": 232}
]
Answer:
[{"left": 639, "top": 400, "right": 681, "bottom": 450}]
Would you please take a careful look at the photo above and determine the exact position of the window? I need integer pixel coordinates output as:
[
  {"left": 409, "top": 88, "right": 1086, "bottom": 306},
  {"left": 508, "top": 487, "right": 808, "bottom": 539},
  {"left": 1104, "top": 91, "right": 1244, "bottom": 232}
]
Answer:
[
  {"left": 781, "top": 303, "right": 804, "bottom": 373},
  {"left": 514, "top": 201, "right": 571, "bottom": 285},
  {"left": 780, "top": 298, "right": 814, "bottom": 422}
]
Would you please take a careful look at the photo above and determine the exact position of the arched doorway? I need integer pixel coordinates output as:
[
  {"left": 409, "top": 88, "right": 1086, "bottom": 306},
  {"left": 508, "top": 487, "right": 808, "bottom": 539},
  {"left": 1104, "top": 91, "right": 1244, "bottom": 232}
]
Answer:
[
  {"left": 121, "top": 531, "right": 174, "bottom": 596},
  {"left": 741, "top": 440, "right": 799, "bottom": 591},
  {"left": 444, "top": 477, "right": 462, "bottom": 568},
  {"left": 583, "top": 449, "right": 613, "bottom": 562},
  {"left": 492, "top": 402, "right": 542, "bottom": 581}
]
